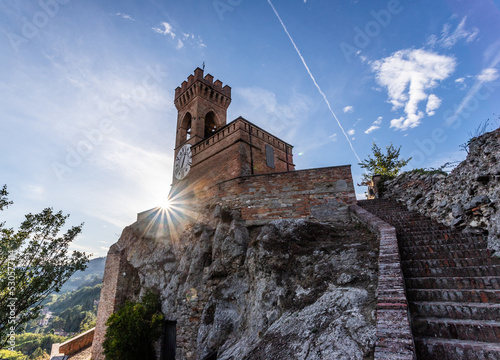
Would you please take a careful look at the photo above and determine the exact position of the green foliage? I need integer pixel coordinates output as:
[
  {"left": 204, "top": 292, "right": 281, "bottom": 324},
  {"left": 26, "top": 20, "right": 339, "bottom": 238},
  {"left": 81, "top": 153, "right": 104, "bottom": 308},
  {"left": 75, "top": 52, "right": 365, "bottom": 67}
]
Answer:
[
  {"left": 79, "top": 311, "right": 97, "bottom": 332},
  {"left": 0, "top": 349, "right": 27, "bottom": 360},
  {"left": 406, "top": 168, "right": 447, "bottom": 176},
  {"left": 7, "top": 333, "right": 65, "bottom": 358},
  {"left": 49, "top": 283, "right": 102, "bottom": 314},
  {"left": 103, "top": 291, "right": 164, "bottom": 360},
  {"left": 0, "top": 185, "right": 90, "bottom": 349},
  {"left": 358, "top": 143, "right": 412, "bottom": 186},
  {"left": 459, "top": 119, "right": 492, "bottom": 153},
  {"left": 59, "top": 257, "right": 106, "bottom": 293},
  {"left": 27, "top": 347, "right": 48, "bottom": 360}
]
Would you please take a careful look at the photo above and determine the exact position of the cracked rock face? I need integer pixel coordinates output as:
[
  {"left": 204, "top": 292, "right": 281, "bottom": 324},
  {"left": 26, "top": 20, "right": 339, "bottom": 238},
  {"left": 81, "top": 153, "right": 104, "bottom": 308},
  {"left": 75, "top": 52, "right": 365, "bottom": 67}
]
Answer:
[
  {"left": 117, "top": 207, "right": 379, "bottom": 359},
  {"left": 382, "top": 127, "right": 500, "bottom": 256}
]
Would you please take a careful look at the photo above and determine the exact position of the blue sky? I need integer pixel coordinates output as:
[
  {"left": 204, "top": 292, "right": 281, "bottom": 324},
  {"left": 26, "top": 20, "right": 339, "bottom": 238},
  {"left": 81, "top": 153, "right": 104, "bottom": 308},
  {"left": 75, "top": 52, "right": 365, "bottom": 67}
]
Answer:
[{"left": 1, "top": 0, "right": 499, "bottom": 257}]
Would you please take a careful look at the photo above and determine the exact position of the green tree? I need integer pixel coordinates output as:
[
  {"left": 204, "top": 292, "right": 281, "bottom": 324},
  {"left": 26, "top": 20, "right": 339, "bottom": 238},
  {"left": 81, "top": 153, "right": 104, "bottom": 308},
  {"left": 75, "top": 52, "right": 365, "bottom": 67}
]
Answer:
[
  {"left": 0, "top": 185, "right": 90, "bottom": 349},
  {"left": 358, "top": 143, "right": 411, "bottom": 186},
  {"left": 0, "top": 349, "right": 27, "bottom": 360},
  {"left": 28, "top": 347, "right": 49, "bottom": 360},
  {"left": 79, "top": 311, "right": 97, "bottom": 332},
  {"left": 103, "top": 291, "right": 164, "bottom": 360}
]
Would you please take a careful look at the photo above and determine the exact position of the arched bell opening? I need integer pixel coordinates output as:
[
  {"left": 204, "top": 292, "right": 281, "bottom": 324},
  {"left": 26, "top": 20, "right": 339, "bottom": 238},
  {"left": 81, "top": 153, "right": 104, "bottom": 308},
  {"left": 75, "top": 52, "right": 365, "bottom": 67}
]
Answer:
[{"left": 204, "top": 111, "right": 218, "bottom": 139}]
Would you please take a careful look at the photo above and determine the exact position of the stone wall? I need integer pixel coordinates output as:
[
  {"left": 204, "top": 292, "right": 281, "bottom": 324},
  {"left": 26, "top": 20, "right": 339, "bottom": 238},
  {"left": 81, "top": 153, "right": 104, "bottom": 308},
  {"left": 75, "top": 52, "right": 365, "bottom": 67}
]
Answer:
[
  {"left": 381, "top": 127, "right": 500, "bottom": 255},
  {"left": 211, "top": 165, "right": 356, "bottom": 224}
]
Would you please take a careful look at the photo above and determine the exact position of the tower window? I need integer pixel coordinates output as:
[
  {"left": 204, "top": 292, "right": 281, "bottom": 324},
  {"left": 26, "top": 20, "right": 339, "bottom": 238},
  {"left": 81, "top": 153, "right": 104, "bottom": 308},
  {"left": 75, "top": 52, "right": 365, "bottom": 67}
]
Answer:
[
  {"left": 266, "top": 145, "right": 275, "bottom": 168},
  {"left": 181, "top": 112, "right": 192, "bottom": 142},
  {"left": 204, "top": 111, "right": 217, "bottom": 138}
]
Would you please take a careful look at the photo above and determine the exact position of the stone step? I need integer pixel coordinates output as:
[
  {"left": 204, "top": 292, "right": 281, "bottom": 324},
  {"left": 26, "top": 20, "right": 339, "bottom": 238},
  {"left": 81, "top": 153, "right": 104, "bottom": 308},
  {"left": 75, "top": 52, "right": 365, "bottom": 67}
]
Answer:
[
  {"left": 399, "top": 236, "right": 488, "bottom": 248},
  {"left": 406, "top": 276, "right": 500, "bottom": 290},
  {"left": 401, "top": 248, "right": 494, "bottom": 260},
  {"left": 402, "top": 257, "right": 499, "bottom": 269},
  {"left": 399, "top": 230, "right": 477, "bottom": 241},
  {"left": 406, "top": 288, "right": 500, "bottom": 303},
  {"left": 401, "top": 242, "right": 488, "bottom": 254},
  {"left": 412, "top": 317, "right": 500, "bottom": 343},
  {"left": 410, "top": 301, "right": 500, "bottom": 321},
  {"left": 404, "top": 265, "right": 500, "bottom": 278},
  {"left": 414, "top": 337, "right": 500, "bottom": 360}
]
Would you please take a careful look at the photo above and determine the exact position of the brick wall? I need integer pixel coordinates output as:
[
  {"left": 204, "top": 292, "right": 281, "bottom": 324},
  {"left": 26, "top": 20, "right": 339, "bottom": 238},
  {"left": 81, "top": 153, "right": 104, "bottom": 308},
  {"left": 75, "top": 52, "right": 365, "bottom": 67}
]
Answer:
[
  {"left": 350, "top": 204, "right": 416, "bottom": 360},
  {"left": 172, "top": 118, "right": 295, "bottom": 198},
  {"left": 207, "top": 165, "right": 355, "bottom": 223},
  {"left": 59, "top": 328, "right": 95, "bottom": 356}
]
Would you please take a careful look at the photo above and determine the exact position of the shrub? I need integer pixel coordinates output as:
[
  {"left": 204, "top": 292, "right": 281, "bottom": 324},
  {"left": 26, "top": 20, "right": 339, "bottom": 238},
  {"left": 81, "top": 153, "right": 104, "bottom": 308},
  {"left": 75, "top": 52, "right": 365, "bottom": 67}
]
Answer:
[{"left": 103, "top": 291, "right": 164, "bottom": 360}]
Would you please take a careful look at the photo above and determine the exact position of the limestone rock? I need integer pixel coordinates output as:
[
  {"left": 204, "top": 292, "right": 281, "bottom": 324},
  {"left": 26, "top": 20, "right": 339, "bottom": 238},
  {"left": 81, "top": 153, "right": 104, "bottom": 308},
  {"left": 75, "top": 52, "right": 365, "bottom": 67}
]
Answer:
[
  {"left": 104, "top": 208, "right": 379, "bottom": 360},
  {"left": 382, "top": 127, "right": 500, "bottom": 256}
]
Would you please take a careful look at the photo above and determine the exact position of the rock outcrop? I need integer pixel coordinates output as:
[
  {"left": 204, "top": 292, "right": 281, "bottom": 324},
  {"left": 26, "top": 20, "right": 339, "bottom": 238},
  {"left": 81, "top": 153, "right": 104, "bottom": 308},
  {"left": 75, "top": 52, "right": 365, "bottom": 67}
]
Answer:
[
  {"left": 382, "top": 127, "right": 500, "bottom": 256},
  {"left": 100, "top": 205, "right": 379, "bottom": 360}
]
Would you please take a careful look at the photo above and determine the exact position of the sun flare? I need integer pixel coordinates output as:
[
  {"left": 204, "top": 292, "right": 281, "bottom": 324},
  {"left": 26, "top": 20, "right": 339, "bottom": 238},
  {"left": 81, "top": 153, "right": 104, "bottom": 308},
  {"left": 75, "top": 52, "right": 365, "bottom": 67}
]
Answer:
[{"left": 160, "top": 198, "right": 172, "bottom": 211}]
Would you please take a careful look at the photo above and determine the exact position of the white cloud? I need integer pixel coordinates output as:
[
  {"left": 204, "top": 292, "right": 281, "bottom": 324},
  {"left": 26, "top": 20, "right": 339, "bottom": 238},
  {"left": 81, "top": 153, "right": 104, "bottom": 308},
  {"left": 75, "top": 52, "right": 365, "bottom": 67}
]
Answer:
[
  {"left": 343, "top": 105, "right": 354, "bottom": 113},
  {"left": 439, "top": 17, "right": 479, "bottom": 48},
  {"left": 114, "top": 12, "right": 135, "bottom": 21},
  {"left": 152, "top": 23, "right": 205, "bottom": 50},
  {"left": 477, "top": 68, "right": 499, "bottom": 83},
  {"left": 455, "top": 77, "right": 465, "bottom": 84},
  {"left": 364, "top": 125, "right": 380, "bottom": 134},
  {"left": 152, "top": 22, "right": 176, "bottom": 39},
  {"left": 425, "top": 94, "right": 441, "bottom": 116},
  {"left": 347, "top": 129, "right": 355, "bottom": 136},
  {"left": 329, "top": 133, "right": 338, "bottom": 142},
  {"left": 427, "top": 16, "right": 479, "bottom": 49},
  {"left": 372, "top": 49, "right": 456, "bottom": 130},
  {"left": 364, "top": 116, "right": 382, "bottom": 134}
]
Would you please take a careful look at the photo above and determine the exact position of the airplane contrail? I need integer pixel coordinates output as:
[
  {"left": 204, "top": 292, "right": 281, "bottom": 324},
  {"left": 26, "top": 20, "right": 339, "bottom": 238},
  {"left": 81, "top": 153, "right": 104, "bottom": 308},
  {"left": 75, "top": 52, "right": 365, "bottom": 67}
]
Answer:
[{"left": 267, "top": 0, "right": 362, "bottom": 163}]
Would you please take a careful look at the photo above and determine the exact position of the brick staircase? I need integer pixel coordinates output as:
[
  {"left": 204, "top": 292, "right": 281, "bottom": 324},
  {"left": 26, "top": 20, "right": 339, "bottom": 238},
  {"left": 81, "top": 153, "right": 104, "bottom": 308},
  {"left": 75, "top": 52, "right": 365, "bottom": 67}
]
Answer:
[{"left": 358, "top": 199, "right": 500, "bottom": 360}]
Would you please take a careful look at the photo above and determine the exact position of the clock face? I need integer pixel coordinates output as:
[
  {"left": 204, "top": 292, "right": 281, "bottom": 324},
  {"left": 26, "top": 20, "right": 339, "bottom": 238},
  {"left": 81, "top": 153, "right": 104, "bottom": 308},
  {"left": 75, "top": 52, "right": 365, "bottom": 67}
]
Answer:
[{"left": 174, "top": 144, "right": 192, "bottom": 180}]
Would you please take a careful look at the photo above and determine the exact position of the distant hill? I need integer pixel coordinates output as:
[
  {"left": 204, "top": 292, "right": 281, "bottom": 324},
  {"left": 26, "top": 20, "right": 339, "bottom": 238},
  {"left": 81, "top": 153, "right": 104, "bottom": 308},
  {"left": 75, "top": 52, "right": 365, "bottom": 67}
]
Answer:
[{"left": 59, "top": 257, "right": 106, "bottom": 293}]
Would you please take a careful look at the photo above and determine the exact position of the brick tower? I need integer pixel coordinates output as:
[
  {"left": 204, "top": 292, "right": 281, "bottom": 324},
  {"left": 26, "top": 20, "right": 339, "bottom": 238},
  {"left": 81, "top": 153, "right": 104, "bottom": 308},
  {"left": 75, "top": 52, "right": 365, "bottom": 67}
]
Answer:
[
  {"left": 170, "top": 68, "right": 294, "bottom": 197},
  {"left": 174, "top": 67, "right": 232, "bottom": 149}
]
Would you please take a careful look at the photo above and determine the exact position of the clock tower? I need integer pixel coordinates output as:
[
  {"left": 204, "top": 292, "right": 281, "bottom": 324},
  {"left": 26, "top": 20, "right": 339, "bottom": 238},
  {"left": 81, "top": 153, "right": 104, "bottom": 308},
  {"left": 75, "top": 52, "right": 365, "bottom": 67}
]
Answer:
[
  {"left": 171, "top": 68, "right": 294, "bottom": 199},
  {"left": 172, "top": 67, "right": 231, "bottom": 184}
]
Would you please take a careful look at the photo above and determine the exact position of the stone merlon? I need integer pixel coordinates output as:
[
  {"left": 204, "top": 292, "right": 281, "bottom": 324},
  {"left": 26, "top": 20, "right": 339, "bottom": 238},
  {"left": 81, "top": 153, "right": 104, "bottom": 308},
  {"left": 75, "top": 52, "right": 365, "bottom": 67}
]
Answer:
[{"left": 174, "top": 67, "right": 231, "bottom": 101}]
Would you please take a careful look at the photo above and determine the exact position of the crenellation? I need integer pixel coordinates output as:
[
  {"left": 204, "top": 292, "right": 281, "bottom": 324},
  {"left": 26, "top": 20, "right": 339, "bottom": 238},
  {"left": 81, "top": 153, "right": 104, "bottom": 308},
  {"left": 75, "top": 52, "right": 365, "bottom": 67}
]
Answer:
[
  {"left": 193, "top": 67, "right": 203, "bottom": 80},
  {"left": 204, "top": 74, "right": 214, "bottom": 84}
]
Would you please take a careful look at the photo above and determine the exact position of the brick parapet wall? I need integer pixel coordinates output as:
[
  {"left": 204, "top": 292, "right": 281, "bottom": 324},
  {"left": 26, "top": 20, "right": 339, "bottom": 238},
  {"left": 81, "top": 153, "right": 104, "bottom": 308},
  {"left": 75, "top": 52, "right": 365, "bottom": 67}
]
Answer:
[
  {"left": 58, "top": 328, "right": 95, "bottom": 356},
  {"left": 91, "top": 240, "right": 140, "bottom": 360},
  {"left": 207, "top": 165, "right": 355, "bottom": 222},
  {"left": 350, "top": 204, "right": 416, "bottom": 360}
]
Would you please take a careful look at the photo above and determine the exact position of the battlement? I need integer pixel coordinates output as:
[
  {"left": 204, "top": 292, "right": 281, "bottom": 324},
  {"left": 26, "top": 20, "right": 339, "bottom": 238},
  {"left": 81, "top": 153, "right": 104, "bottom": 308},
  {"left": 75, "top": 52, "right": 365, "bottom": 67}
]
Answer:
[{"left": 174, "top": 67, "right": 231, "bottom": 110}]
